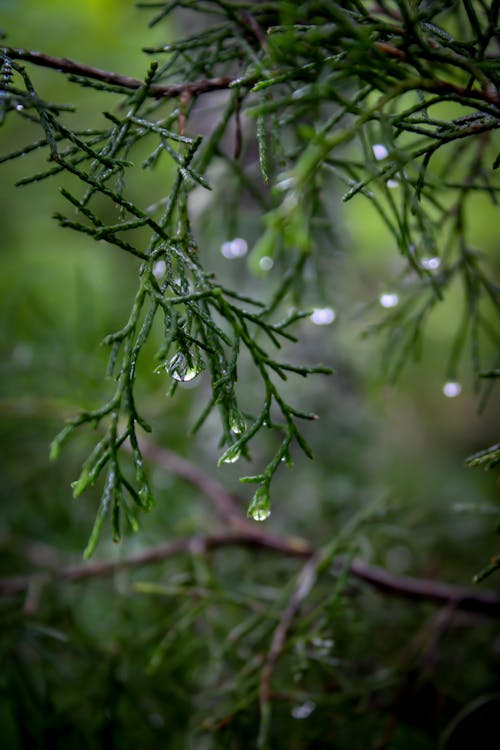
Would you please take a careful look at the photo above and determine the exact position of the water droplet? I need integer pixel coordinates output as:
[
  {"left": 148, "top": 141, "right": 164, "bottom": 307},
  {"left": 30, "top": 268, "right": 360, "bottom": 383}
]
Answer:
[
  {"left": 372, "top": 143, "right": 388, "bottom": 160},
  {"left": 15, "top": 103, "right": 24, "bottom": 111},
  {"left": 247, "top": 486, "right": 271, "bottom": 522},
  {"left": 258, "top": 256, "right": 274, "bottom": 271},
  {"left": 167, "top": 353, "right": 202, "bottom": 382},
  {"left": 379, "top": 292, "right": 399, "bottom": 308},
  {"left": 230, "top": 412, "right": 246, "bottom": 435},
  {"left": 386, "top": 178, "right": 399, "bottom": 189},
  {"left": 310, "top": 306, "right": 335, "bottom": 325},
  {"left": 291, "top": 700, "right": 316, "bottom": 720},
  {"left": 232, "top": 238, "right": 248, "bottom": 256},
  {"left": 251, "top": 507, "right": 270, "bottom": 521},
  {"left": 221, "top": 237, "right": 248, "bottom": 259},
  {"left": 153, "top": 259, "right": 166, "bottom": 279},
  {"left": 222, "top": 446, "right": 241, "bottom": 464},
  {"left": 443, "top": 381, "right": 461, "bottom": 398},
  {"left": 421, "top": 256, "right": 441, "bottom": 271}
]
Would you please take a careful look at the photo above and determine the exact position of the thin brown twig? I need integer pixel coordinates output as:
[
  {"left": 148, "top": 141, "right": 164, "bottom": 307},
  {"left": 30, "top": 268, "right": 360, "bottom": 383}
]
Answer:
[
  {"left": 0, "top": 530, "right": 311, "bottom": 594},
  {"left": 2, "top": 530, "right": 500, "bottom": 618},
  {"left": 2, "top": 46, "right": 237, "bottom": 99}
]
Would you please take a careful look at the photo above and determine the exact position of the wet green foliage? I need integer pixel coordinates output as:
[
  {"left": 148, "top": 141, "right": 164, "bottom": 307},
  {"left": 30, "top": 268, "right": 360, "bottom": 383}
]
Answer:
[
  {"left": 1, "top": 1, "right": 500, "bottom": 747},
  {"left": 1, "top": 0, "right": 499, "bottom": 546}
]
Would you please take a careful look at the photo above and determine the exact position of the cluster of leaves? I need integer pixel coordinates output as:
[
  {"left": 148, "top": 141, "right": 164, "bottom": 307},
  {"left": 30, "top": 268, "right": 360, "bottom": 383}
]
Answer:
[{"left": 0, "top": 1, "right": 499, "bottom": 558}]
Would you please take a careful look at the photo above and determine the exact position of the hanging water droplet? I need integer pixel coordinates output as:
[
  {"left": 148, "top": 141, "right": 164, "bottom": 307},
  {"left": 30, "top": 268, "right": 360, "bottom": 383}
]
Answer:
[
  {"left": 167, "top": 353, "right": 202, "bottom": 383},
  {"left": 379, "top": 292, "right": 399, "bottom": 308},
  {"left": 247, "top": 486, "right": 271, "bottom": 522},
  {"left": 421, "top": 256, "right": 441, "bottom": 271},
  {"left": 222, "top": 446, "right": 241, "bottom": 464},
  {"left": 153, "top": 259, "right": 166, "bottom": 279},
  {"left": 386, "top": 178, "right": 399, "bottom": 189},
  {"left": 218, "top": 440, "right": 242, "bottom": 465},
  {"left": 310, "top": 306, "right": 336, "bottom": 325},
  {"left": 15, "top": 103, "right": 24, "bottom": 111},
  {"left": 251, "top": 506, "right": 270, "bottom": 521},
  {"left": 259, "top": 256, "right": 274, "bottom": 271},
  {"left": 443, "top": 381, "right": 461, "bottom": 398},
  {"left": 230, "top": 412, "right": 247, "bottom": 435},
  {"left": 221, "top": 237, "right": 248, "bottom": 259},
  {"left": 372, "top": 143, "right": 388, "bottom": 160}
]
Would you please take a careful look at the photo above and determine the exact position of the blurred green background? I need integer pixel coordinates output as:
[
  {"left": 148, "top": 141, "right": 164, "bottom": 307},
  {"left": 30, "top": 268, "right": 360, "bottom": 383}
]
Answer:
[{"left": 1, "top": 2, "right": 499, "bottom": 748}]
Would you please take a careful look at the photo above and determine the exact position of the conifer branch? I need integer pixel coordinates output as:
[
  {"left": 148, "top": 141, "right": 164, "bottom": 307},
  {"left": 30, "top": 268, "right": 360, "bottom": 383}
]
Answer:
[
  {"left": 3, "top": 43, "right": 500, "bottom": 106},
  {"left": 1, "top": 46, "right": 238, "bottom": 99},
  {"left": 1, "top": 0, "right": 499, "bottom": 561}
]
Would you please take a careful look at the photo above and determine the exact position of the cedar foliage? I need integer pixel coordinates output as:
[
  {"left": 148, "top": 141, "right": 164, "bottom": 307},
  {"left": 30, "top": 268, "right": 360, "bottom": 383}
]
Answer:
[{"left": 1, "top": 2, "right": 499, "bottom": 748}]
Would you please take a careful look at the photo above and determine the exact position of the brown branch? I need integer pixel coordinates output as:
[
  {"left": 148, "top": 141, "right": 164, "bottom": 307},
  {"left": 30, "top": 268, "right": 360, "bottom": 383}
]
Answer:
[
  {"left": 4, "top": 44, "right": 500, "bottom": 108},
  {"left": 2, "top": 46, "right": 237, "bottom": 99},
  {"left": 0, "top": 530, "right": 311, "bottom": 595},
  {"left": 374, "top": 42, "right": 500, "bottom": 105},
  {"left": 347, "top": 558, "right": 500, "bottom": 616},
  {"left": 2, "top": 530, "right": 500, "bottom": 618}
]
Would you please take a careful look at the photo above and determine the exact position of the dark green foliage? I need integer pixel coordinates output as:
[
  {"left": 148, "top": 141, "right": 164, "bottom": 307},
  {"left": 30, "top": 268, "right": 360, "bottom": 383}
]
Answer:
[{"left": 1, "top": 0, "right": 499, "bottom": 546}]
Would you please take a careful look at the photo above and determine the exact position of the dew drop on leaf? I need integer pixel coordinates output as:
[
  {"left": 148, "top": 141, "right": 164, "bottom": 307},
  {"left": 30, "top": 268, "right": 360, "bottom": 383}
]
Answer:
[
  {"left": 167, "top": 353, "right": 202, "bottom": 382},
  {"left": 247, "top": 486, "right": 271, "bottom": 521},
  {"left": 222, "top": 445, "right": 241, "bottom": 464}
]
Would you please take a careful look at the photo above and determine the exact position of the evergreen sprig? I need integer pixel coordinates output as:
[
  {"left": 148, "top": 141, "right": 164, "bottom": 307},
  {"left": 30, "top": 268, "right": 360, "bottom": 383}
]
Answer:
[{"left": 1, "top": 0, "right": 499, "bottom": 556}]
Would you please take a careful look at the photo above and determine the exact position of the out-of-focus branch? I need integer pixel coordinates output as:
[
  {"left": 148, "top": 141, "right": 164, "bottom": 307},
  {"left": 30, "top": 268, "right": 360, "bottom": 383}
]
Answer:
[
  {"left": 259, "top": 552, "right": 320, "bottom": 741},
  {"left": 2, "top": 530, "right": 500, "bottom": 618},
  {"left": 0, "top": 530, "right": 311, "bottom": 595},
  {"left": 134, "top": 439, "right": 500, "bottom": 617}
]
